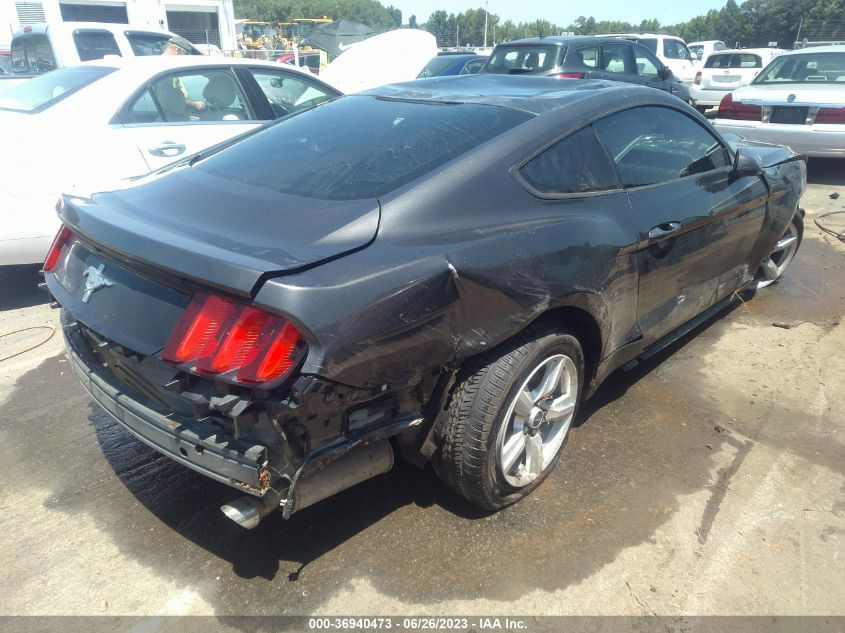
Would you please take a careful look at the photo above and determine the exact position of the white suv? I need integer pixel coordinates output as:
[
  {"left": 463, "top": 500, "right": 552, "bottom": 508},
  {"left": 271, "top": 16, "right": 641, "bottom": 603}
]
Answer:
[
  {"left": 690, "top": 48, "right": 785, "bottom": 111},
  {"left": 608, "top": 33, "right": 696, "bottom": 85}
]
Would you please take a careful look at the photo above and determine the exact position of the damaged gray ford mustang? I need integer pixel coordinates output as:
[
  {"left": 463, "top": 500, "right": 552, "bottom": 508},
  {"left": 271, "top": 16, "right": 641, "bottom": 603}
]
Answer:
[{"left": 43, "top": 75, "right": 806, "bottom": 527}]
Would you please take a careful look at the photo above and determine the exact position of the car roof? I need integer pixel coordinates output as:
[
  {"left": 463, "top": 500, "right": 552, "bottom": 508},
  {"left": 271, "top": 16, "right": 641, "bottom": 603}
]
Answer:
[
  {"left": 77, "top": 54, "right": 317, "bottom": 74},
  {"left": 14, "top": 22, "right": 176, "bottom": 37},
  {"left": 364, "top": 74, "right": 669, "bottom": 116},
  {"left": 708, "top": 48, "right": 782, "bottom": 56},
  {"left": 689, "top": 40, "right": 724, "bottom": 45},
  {"left": 781, "top": 45, "right": 845, "bottom": 55},
  {"left": 495, "top": 35, "right": 642, "bottom": 47}
]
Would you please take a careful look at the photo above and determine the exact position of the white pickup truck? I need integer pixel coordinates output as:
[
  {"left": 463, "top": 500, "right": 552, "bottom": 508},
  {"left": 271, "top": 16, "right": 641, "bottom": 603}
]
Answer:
[{"left": 0, "top": 22, "right": 202, "bottom": 92}]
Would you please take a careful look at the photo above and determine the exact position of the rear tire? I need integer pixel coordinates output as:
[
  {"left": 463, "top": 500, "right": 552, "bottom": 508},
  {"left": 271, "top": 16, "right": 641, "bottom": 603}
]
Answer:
[{"left": 433, "top": 322, "right": 584, "bottom": 511}]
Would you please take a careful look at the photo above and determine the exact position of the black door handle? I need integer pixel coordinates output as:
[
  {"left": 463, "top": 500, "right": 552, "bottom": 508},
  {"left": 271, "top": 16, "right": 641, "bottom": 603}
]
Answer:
[{"left": 648, "top": 221, "right": 681, "bottom": 241}]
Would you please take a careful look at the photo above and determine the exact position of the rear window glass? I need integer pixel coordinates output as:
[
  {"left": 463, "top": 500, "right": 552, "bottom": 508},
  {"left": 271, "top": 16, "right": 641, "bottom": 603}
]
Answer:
[
  {"left": 418, "top": 56, "right": 457, "bottom": 77},
  {"left": 10, "top": 33, "right": 56, "bottom": 73},
  {"left": 73, "top": 30, "right": 121, "bottom": 61},
  {"left": 197, "top": 96, "right": 533, "bottom": 200},
  {"left": 706, "top": 53, "right": 761, "bottom": 69},
  {"left": 0, "top": 65, "right": 115, "bottom": 112},
  {"left": 483, "top": 45, "right": 563, "bottom": 74},
  {"left": 755, "top": 52, "right": 845, "bottom": 84},
  {"left": 638, "top": 38, "right": 657, "bottom": 54},
  {"left": 125, "top": 32, "right": 172, "bottom": 56}
]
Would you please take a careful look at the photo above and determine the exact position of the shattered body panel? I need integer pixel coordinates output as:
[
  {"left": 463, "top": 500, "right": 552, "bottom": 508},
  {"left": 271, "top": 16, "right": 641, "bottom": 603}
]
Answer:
[{"left": 47, "top": 76, "right": 806, "bottom": 517}]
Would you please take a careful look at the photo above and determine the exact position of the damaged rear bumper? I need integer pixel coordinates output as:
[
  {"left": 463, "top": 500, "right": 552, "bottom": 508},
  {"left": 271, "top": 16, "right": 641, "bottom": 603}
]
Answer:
[{"left": 63, "top": 317, "right": 272, "bottom": 496}]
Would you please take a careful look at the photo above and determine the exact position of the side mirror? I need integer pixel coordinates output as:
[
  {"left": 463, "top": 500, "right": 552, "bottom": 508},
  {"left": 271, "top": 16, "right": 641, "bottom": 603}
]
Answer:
[
  {"left": 732, "top": 147, "right": 763, "bottom": 179},
  {"left": 270, "top": 77, "right": 283, "bottom": 88},
  {"left": 690, "top": 52, "right": 699, "bottom": 61},
  {"left": 659, "top": 66, "right": 674, "bottom": 80}
]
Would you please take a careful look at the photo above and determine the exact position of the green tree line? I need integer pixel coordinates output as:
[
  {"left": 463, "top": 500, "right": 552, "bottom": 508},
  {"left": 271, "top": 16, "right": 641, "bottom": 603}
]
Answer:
[{"left": 234, "top": 0, "right": 845, "bottom": 48}]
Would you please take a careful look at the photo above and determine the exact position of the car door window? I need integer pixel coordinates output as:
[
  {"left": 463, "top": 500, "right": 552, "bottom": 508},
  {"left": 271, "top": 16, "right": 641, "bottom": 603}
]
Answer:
[
  {"left": 247, "top": 68, "right": 335, "bottom": 119},
  {"left": 73, "top": 30, "right": 120, "bottom": 61},
  {"left": 124, "top": 32, "right": 171, "bottom": 56},
  {"left": 577, "top": 46, "right": 598, "bottom": 68},
  {"left": 124, "top": 69, "right": 252, "bottom": 124},
  {"left": 594, "top": 106, "right": 730, "bottom": 187},
  {"left": 633, "top": 46, "right": 662, "bottom": 78},
  {"left": 519, "top": 125, "right": 620, "bottom": 195},
  {"left": 600, "top": 43, "right": 630, "bottom": 74}
]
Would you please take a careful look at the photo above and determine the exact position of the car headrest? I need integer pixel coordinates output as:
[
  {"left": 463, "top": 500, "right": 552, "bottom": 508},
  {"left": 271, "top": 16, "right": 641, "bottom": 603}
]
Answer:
[{"left": 203, "top": 74, "right": 237, "bottom": 108}]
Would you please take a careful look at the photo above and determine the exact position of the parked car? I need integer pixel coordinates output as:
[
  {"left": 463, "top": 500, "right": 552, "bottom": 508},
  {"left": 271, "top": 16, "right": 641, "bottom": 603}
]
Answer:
[
  {"left": 418, "top": 53, "right": 487, "bottom": 77},
  {"left": 713, "top": 46, "right": 845, "bottom": 157},
  {"left": 43, "top": 75, "right": 806, "bottom": 527},
  {"left": 479, "top": 36, "right": 689, "bottom": 100},
  {"left": 0, "top": 56, "right": 340, "bottom": 266},
  {"left": 275, "top": 51, "right": 324, "bottom": 75},
  {"left": 691, "top": 48, "right": 785, "bottom": 112},
  {"left": 688, "top": 40, "right": 727, "bottom": 66},
  {"left": 608, "top": 33, "right": 697, "bottom": 85},
  {"left": 0, "top": 22, "right": 203, "bottom": 92}
]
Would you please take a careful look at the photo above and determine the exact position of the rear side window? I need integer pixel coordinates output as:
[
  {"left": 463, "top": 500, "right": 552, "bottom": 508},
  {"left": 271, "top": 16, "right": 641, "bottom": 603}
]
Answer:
[
  {"left": 519, "top": 126, "right": 620, "bottom": 195},
  {"left": 577, "top": 47, "right": 598, "bottom": 68},
  {"left": 197, "top": 96, "right": 532, "bottom": 200},
  {"left": 483, "top": 45, "right": 563, "bottom": 74},
  {"left": 73, "top": 30, "right": 120, "bottom": 61},
  {"left": 706, "top": 54, "right": 761, "bottom": 69},
  {"left": 10, "top": 33, "right": 56, "bottom": 73},
  {"left": 125, "top": 32, "right": 171, "bottom": 56},
  {"left": 0, "top": 65, "right": 114, "bottom": 112},
  {"left": 601, "top": 43, "right": 630, "bottom": 73},
  {"left": 594, "top": 106, "right": 729, "bottom": 187},
  {"left": 418, "top": 56, "right": 456, "bottom": 78},
  {"left": 638, "top": 38, "right": 657, "bottom": 54},
  {"left": 663, "top": 39, "right": 691, "bottom": 61}
]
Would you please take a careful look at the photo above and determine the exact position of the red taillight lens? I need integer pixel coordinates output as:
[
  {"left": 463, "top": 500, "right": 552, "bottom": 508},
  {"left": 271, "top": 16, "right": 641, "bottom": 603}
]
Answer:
[
  {"left": 815, "top": 107, "right": 845, "bottom": 124},
  {"left": 43, "top": 225, "right": 73, "bottom": 272},
  {"left": 694, "top": 71, "right": 702, "bottom": 85},
  {"left": 558, "top": 72, "right": 585, "bottom": 79},
  {"left": 718, "top": 93, "right": 761, "bottom": 121},
  {"left": 162, "top": 291, "right": 305, "bottom": 387}
]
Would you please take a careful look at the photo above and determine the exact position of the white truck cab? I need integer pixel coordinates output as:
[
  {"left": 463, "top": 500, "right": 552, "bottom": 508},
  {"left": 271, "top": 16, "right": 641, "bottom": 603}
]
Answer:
[{"left": 3, "top": 22, "right": 201, "bottom": 90}]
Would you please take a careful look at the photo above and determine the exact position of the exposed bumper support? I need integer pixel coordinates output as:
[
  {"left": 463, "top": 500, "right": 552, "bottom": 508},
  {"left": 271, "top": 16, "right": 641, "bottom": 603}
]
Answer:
[{"left": 63, "top": 317, "right": 272, "bottom": 496}]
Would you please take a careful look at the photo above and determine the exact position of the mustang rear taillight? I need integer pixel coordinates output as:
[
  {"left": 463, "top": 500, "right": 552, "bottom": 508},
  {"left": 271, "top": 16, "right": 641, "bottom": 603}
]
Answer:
[
  {"left": 815, "top": 107, "right": 845, "bottom": 124},
  {"left": 43, "top": 225, "right": 73, "bottom": 272},
  {"left": 162, "top": 291, "right": 306, "bottom": 387},
  {"left": 718, "top": 93, "right": 762, "bottom": 121},
  {"left": 558, "top": 72, "right": 585, "bottom": 79}
]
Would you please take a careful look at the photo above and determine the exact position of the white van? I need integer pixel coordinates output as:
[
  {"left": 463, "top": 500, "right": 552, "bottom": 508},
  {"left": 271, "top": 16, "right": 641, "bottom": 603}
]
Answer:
[{"left": 608, "top": 33, "right": 696, "bottom": 85}]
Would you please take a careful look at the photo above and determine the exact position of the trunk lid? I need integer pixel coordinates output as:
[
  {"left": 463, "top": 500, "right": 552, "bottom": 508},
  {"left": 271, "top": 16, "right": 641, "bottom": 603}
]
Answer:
[{"left": 60, "top": 165, "right": 380, "bottom": 297}]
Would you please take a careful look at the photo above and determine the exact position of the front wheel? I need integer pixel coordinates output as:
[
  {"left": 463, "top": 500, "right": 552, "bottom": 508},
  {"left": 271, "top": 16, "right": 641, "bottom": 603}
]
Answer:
[
  {"left": 751, "top": 213, "right": 803, "bottom": 290},
  {"left": 433, "top": 323, "right": 584, "bottom": 511}
]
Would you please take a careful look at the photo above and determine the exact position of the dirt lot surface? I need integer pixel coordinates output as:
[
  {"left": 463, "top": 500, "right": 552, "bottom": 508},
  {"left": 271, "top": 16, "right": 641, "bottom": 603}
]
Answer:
[{"left": 0, "top": 160, "right": 843, "bottom": 623}]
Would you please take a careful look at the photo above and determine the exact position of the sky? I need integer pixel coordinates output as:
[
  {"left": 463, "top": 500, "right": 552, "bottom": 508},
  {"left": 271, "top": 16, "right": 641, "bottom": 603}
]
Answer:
[{"left": 392, "top": 0, "right": 730, "bottom": 27}]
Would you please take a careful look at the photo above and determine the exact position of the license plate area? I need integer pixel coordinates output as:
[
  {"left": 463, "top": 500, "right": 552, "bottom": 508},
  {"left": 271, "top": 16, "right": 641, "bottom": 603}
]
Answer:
[
  {"left": 770, "top": 106, "right": 808, "bottom": 125},
  {"left": 713, "top": 75, "right": 739, "bottom": 83}
]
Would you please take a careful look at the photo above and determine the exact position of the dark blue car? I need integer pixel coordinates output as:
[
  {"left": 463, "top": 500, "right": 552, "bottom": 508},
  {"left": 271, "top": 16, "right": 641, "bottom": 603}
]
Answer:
[{"left": 418, "top": 53, "right": 487, "bottom": 78}]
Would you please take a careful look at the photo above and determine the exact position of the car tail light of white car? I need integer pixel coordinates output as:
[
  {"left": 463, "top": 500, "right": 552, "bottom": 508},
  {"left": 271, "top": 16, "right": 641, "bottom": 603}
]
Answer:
[
  {"left": 694, "top": 71, "right": 702, "bottom": 85},
  {"left": 718, "top": 93, "right": 762, "bottom": 121}
]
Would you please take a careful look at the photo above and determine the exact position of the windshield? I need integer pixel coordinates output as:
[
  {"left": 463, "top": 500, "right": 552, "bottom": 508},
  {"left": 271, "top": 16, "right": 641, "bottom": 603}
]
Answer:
[
  {"left": 125, "top": 32, "right": 171, "bottom": 56},
  {"left": 755, "top": 52, "right": 845, "bottom": 84},
  {"left": 11, "top": 33, "right": 57, "bottom": 73},
  {"left": 197, "top": 96, "right": 532, "bottom": 200},
  {"left": 0, "top": 65, "right": 115, "bottom": 112},
  {"left": 483, "top": 45, "right": 563, "bottom": 74}
]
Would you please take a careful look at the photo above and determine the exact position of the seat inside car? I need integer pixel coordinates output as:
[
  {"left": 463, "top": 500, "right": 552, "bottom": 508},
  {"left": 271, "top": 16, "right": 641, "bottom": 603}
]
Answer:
[{"left": 202, "top": 74, "right": 240, "bottom": 120}]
